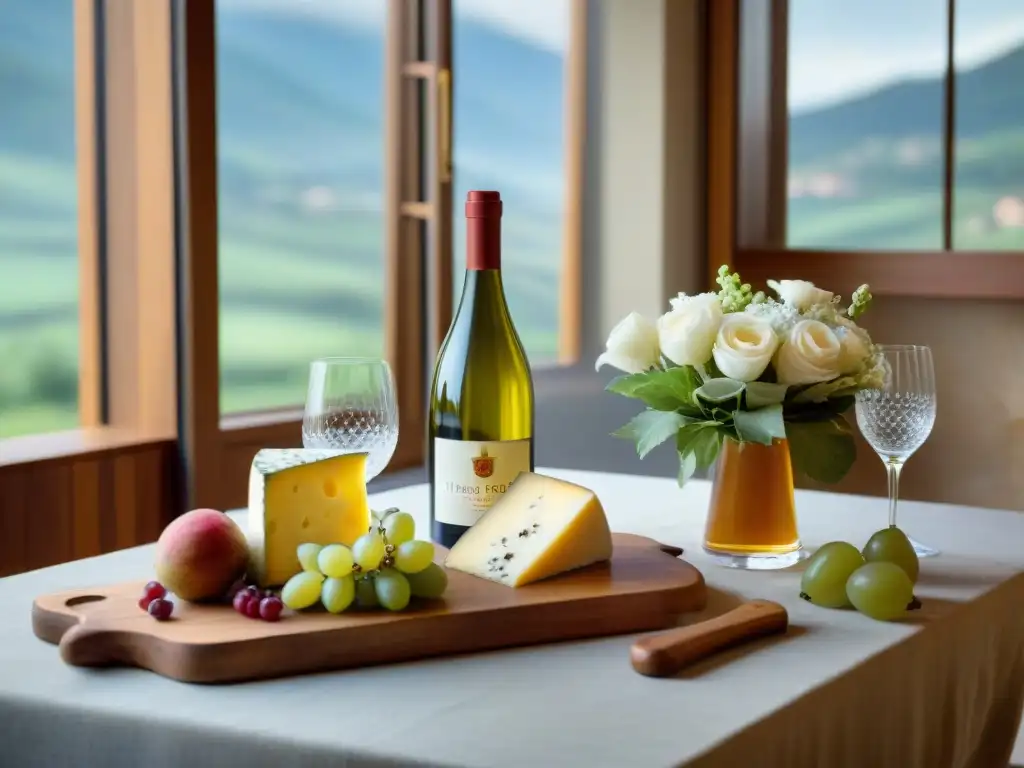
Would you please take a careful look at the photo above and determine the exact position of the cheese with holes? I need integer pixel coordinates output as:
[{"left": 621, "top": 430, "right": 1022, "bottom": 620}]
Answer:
[
  {"left": 247, "top": 449, "right": 371, "bottom": 587},
  {"left": 444, "top": 471, "right": 613, "bottom": 587}
]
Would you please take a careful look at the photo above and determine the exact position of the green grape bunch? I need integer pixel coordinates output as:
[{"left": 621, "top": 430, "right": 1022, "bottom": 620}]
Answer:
[{"left": 281, "top": 508, "right": 449, "bottom": 614}]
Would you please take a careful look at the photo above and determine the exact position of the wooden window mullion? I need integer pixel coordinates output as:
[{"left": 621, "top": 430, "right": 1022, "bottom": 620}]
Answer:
[
  {"left": 557, "top": 0, "right": 586, "bottom": 365},
  {"left": 384, "top": 0, "right": 432, "bottom": 475},
  {"left": 941, "top": 0, "right": 957, "bottom": 251}
]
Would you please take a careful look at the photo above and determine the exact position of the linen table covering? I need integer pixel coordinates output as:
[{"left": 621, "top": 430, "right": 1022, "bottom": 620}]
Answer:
[{"left": 1, "top": 468, "right": 1023, "bottom": 768}]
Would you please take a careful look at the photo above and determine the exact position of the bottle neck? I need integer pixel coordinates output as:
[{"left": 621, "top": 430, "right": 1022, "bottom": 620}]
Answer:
[{"left": 466, "top": 214, "right": 501, "bottom": 270}]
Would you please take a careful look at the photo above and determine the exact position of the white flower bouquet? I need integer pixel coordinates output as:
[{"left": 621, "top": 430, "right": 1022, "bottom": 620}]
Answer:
[{"left": 596, "top": 265, "right": 886, "bottom": 486}]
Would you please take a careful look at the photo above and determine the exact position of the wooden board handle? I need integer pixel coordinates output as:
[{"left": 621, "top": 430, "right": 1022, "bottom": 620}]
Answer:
[{"left": 630, "top": 599, "right": 788, "bottom": 677}]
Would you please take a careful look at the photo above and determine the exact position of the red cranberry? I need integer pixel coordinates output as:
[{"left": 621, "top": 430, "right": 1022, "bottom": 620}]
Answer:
[
  {"left": 147, "top": 598, "right": 174, "bottom": 621},
  {"left": 232, "top": 590, "right": 251, "bottom": 615},
  {"left": 259, "top": 596, "right": 283, "bottom": 622},
  {"left": 244, "top": 597, "right": 261, "bottom": 619}
]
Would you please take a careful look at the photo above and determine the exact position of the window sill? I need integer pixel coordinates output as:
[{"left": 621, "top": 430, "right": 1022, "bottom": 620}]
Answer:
[
  {"left": 736, "top": 249, "right": 1024, "bottom": 300},
  {"left": 0, "top": 427, "right": 174, "bottom": 468},
  {"left": 220, "top": 408, "right": 304, "bottom": 432}
]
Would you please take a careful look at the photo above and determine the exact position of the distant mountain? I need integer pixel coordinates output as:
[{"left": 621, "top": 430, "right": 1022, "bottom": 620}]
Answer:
[{"left": 790, "top": 43, "right": 1024, "bottom": 167}]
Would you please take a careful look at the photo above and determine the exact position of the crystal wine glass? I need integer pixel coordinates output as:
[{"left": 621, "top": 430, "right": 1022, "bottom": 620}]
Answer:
[
  {"left": 855, "top": 344, "right": 938, "bottom": 557},
  {"left": 302, "top": 357, "right": 399, "bottom": 482}
]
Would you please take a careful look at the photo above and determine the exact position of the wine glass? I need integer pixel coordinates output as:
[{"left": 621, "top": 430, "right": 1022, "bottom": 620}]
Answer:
[
  {"left": 302, "top": 357, "right": 399, "bottom": 482},
  {"left": 855, "top": 344, "right": 938, "bottom": 557}
]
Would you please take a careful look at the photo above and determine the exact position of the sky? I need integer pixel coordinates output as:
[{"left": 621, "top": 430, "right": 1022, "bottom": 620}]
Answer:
[
  {"left": 218, "top": 0, "right": 1024, "bottom": 112},
  {"left": 790, "top": 0, "right": 1024, "bottom": 111},
  {"left": 217, "top": 0, "right": 570, "bottom": 53}
]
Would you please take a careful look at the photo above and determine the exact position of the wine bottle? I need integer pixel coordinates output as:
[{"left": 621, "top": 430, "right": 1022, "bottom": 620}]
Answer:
[{"left": 428, "top": 190, "right": 535, "bottom": 548}]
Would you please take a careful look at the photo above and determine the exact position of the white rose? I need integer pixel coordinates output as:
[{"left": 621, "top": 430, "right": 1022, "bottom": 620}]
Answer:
[
  {"left": 834, "top": 318, "right": 870, "bottom": 374},
  {"left": 774, "top": 319, "right": 842, "bottom": 386},
  {"left": 656, "top": 292, "right": 723, "bottom": 367},
  {"left": 767, "top": 279, "right": 835, "bottom": 311},
  {"left": 595, "top": 312, "right": 661, "bottom": 374},
  {"left": 711, "top": 314, "right": 778, "bottom": 382}
]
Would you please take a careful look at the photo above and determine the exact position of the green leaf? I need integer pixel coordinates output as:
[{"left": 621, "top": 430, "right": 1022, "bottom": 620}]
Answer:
[
  {"left": 692, "top": 379, "right": 744, "bottom": 423},
  {"left": 677, "top": 450, "right": 698, "bottom": 487},
  {"left": 611, "top": 410, "right": 693, "bottom": 459},
  {"left": 745, "top": 381, "right": 788, "bottom": 409},
  {"left": 677, "top": 423, "right": 724, "bottom": 469},
  {"left": 606, "top": 367, "right": 702, "bottom": 412},
  {"left": 605, "top": 372, "right": 650, "bottom": 398},
  {"left": 783, "top": 395, "right": 855, "bottom": 422},
  {"left": 733, "top": 404, "right": 786, "bottom": 446},
  {"left": 786, "top": 416, "right": 857, "bottom": 484},
  {"left": 675, "top": 422, "right": 725, "bottom": 487},
  {"left": 694, "top": 377, "right": 746, "bottom": 404}
]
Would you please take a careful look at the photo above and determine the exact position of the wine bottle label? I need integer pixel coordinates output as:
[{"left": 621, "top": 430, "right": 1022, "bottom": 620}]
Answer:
[{"left": 432, "top": 437, "right": 532, "bottom": 526}]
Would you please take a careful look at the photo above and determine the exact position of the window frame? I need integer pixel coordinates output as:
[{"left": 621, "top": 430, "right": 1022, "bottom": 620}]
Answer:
[
  {"left": 174, "top": 0, "right": 434, "bottom": 511},
  {"left": 0, "top": 0, "right": 182, "bottom": 576},
  {"left": 1, "top": 0, "right": 589, "bottom": 523},
  {"left": 173, "top": 0, "right": 589, "bottom": 511},
  {"left": 707, "top": 0, "right": 1024, "bottom": 299}
]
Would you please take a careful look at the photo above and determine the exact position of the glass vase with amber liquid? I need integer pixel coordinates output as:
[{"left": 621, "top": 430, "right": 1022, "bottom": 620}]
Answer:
[{"left": 703, "top": 436, "right": 805, "bottom": 569}]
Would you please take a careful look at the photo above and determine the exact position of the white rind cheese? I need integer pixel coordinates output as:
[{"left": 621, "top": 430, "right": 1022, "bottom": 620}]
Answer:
[{"left": 444, "top": 471, "right": 613, "bottom": 587}]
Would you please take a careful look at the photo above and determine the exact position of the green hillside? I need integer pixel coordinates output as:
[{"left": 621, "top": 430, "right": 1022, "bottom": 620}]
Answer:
[
  {"left": 2, "top": 1, "right": 1023, "bottom": 439},
  {"left": 788, "top": 45, "right": 1024, "bottom": 250}
]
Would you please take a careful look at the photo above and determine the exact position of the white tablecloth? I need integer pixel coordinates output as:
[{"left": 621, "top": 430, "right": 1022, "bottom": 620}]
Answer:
[{"left": 2, "top": 467, "right": 1023, "bottom": 768}]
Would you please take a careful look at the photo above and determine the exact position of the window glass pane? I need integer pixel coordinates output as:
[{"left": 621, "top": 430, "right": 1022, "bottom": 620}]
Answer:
[
  {"left": 787, "top": 0, "right": 945, "bottom": 249},
  {"left": 216, "top": 1, "right": 385, "bottom": 414},
  {"left": 0, "top": 0, "right": 79, "bottom": 438},
  {"left": 953, "top": 1, "right": 1024, "bottom": 249},
  {"left": 452, "top": 0, "right": 569, "bottom": 366}
]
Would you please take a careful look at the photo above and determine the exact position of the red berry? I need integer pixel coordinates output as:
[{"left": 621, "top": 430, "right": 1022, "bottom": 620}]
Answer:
[
  {"left": 259, "top": 596, "right": 283, "bottom": 622},
  {"left": 147, "top": 598, "right": 174, "bottom": 621},
  {"left": 232, "top": 590, "right": 251, "bottom": 614},
  {"left": 138, "top": 596, "right": 152, "bottom": 611},
  {"left": 244, "top": 597, "right": 261, "bottom": 619},
  {"left": 143, "top": 581, "right": 167, "bottom": 602}
]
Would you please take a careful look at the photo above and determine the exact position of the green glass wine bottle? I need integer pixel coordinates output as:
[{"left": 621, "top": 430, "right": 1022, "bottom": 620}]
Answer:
[{"left": 427, "top": 191, "right": 535, "bottom": 547}]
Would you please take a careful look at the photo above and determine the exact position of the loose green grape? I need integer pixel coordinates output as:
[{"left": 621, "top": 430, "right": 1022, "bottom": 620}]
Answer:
[
  {"left": 862, "top": 526, "right": 919, "bottom": 583},
  {"left": 321, "top": 575, "right": 356, "bottom": 614},
  {"left": 297, "top": 543, "right": 323, "bottom": 573},
  {"left": 374, "top": 568, "right": 411, "bottom": 611},
  {"left": 317, "top": 544, "right": 355, "bottom": 579},
  {"left": 281, "top": 571, "right": 324, "bottom": 611},
  {"left": 405, "top": 562, "right": 448, "bottom": 599},
  {"left": 382, "top": 511, "right": 416, "bottom": 547},
  {"left": 394, "top": 540, "right": 434, "bottom": 575},
  {"left": 800, "top": 541, "right": 864, "bottom": 608},
  {"left": 354, "top": 575, "right": 379, "bottom": 608},
  {"left": 352, "top": 531, "right": 386, "bottom": 571},
  {"left": 846, "top": 562, "right": 915, "bottom": 621}
]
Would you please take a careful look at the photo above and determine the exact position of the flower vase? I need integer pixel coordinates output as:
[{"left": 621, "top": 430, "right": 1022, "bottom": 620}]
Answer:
[{"left": 703, "top": 436, "right": 805, "bottom": 569}]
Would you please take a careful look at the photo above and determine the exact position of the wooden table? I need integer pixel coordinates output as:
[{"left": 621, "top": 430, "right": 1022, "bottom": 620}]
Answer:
[{"left": 2, "top": 468, "right": 1023, "bottom": 768}]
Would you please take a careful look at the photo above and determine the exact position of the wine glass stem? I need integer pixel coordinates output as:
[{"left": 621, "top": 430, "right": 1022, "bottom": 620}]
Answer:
[{"left": 886, "top": 459, "right": 903, "bottom": 528}]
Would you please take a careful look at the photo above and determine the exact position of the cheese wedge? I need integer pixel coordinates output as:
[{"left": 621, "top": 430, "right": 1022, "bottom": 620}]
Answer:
[
  {"left": 444, "top": 471, "right": 613, "bottom": 587},
  {"left": 247, "top": 449, "right": 371, "bottom": 587}
]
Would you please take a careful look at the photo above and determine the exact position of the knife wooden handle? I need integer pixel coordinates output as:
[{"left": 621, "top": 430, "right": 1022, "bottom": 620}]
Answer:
[{"left": 630, "top": 599, "right": 788, "bottom": 677}]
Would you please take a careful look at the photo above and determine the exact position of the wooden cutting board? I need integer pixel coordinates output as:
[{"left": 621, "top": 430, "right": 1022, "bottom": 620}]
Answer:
[{"left": 33, "top": 534, "right": 707, "bottom": 684}]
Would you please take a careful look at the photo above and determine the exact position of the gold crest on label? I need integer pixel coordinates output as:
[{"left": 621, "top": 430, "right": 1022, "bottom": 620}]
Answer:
[{"left": 472, "top": 446, "right": 495, "bottom": 478}]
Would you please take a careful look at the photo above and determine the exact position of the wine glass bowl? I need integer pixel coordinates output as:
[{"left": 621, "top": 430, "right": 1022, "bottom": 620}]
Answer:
[
  {"left": 854, "top": 344, "right": 938, "bottom": 557},
  {"left": 302, "top": 357, "right": 399, "bottom": 482},
  {"left": 854, "top": 390, "right": 935, "bottom": 461}
]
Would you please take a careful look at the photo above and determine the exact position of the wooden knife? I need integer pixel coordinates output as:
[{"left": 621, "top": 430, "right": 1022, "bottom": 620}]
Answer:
[{"left": 630, "top": 599, "right": 789, "bottom": 677}]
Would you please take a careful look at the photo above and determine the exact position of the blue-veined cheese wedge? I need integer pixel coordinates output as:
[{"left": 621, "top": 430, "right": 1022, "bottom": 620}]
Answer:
[
  {"left": 444, "top": 471, "right": 613, "bottom": 587},
  {"left": 247, "top": 449, "right": 370, "bottom": 587}
]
